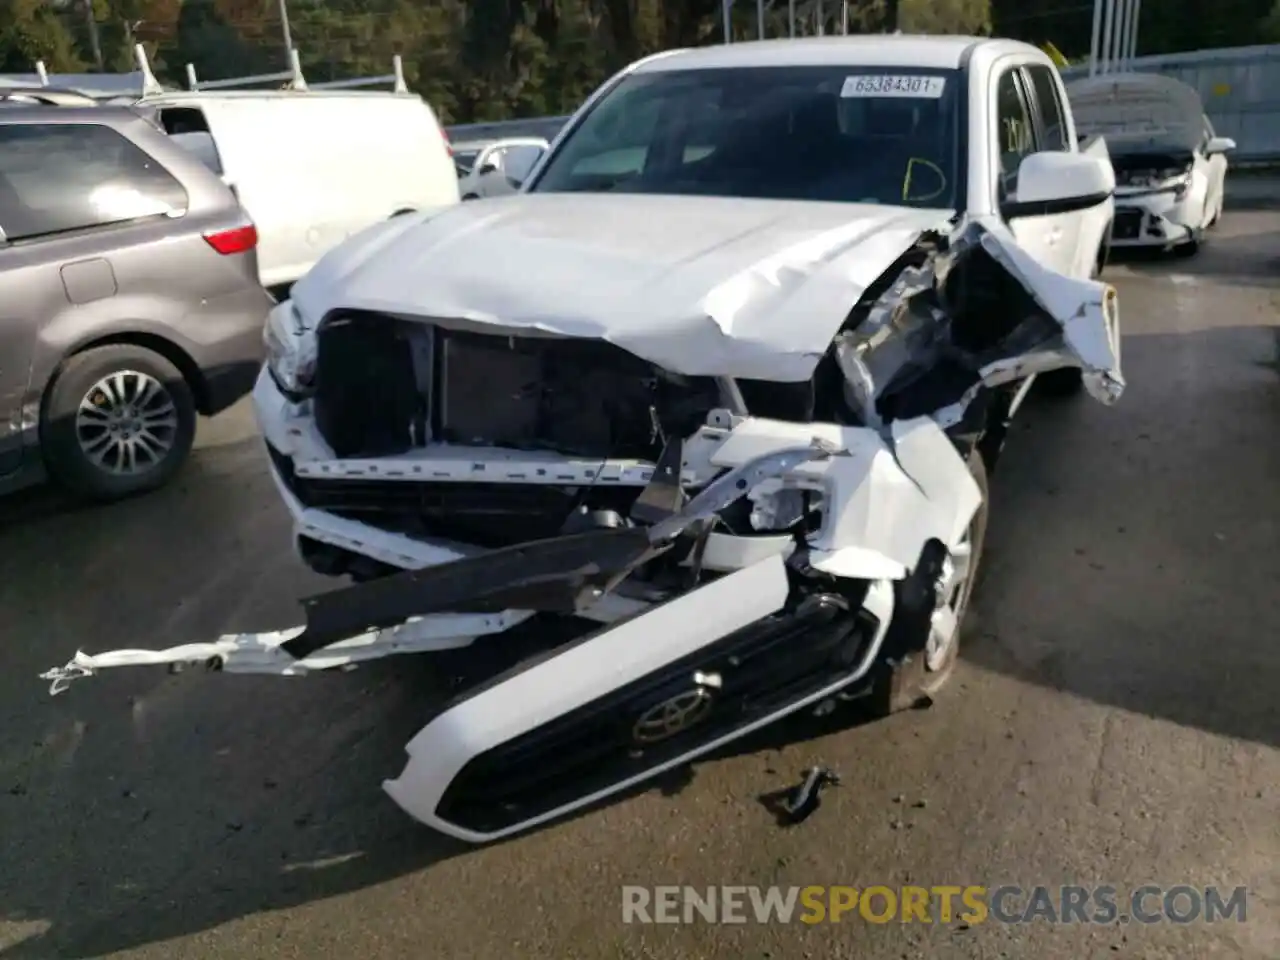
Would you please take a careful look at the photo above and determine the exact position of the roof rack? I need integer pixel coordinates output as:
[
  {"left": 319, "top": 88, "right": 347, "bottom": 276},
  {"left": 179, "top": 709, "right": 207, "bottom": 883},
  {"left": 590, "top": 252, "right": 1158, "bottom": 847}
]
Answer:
[
  {"left": 0, "top": 86, "right": 102, "bottom": 107},
  {"left": 172, "top": 47, "right": 408, "bottom": 94}
]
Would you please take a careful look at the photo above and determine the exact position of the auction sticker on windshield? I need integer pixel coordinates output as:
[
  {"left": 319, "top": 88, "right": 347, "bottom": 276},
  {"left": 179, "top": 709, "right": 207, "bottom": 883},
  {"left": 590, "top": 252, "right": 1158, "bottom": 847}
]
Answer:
[{"left": 841, "top": 75, "right": 946, "bottom": 99}]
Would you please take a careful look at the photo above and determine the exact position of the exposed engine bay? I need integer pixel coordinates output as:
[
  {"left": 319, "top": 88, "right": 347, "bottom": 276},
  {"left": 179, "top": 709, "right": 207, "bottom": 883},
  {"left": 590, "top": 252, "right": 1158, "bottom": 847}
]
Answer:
[
  {"left": 1110, "top": 149, "right": 1194, "bottom": 190},
  {"left": 41, "top": 219, "right": 1124, "bottom": 844}
]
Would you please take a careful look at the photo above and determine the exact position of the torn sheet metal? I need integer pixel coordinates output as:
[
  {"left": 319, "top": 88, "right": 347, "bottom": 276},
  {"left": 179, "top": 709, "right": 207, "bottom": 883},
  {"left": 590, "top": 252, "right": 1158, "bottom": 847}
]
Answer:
[
  {"left": 833, "top": 220, "right": 1123, "bottom": 430},
  {"left": 40, "top": 440, "right": 835, "bottom": 691},
  {"left": 41, "top": 612, "right": 528, "bottom": 694},
  {"left": 934, "top": 226, "right": 1123, "bottom": 427},
  {"left": 289, "top": 192, "right": 953, "bottom": 382}
]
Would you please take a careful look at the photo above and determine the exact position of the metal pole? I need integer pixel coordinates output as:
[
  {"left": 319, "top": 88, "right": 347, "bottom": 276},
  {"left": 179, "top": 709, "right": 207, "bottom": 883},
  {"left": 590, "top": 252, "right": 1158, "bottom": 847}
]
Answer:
[
  {"left": 817, "top": 0, "right": 824, "bottom": 36},
  {"left": 1088, "top": 0, "right": 1105, "bottom": 76},
  {"left": 1099, "top": 0, "right": 1116, "bottom": 74},
  {"left": 84, "top": 0, "right": 104, "bottom": 70},
  {"left": 1127, "top": 0, "right": 1142, "bottom": 64},
  {"left": 789, "top": 0, "right": 795, "bottom": 37},
  {"left": 1115, "top": 0, "right": 1132, "bottom": 72},
  {"left": 277, "top": 0, "right": 294, "bottom": 61},
  {"left": 758, "top": 0, "right": 764, "bottom": 39},
  {"left": 723, "top": 0, "right": 732, "bottom": 42},
  {"left": 841, "top": 0, "right": 849, "bottom": 34}
]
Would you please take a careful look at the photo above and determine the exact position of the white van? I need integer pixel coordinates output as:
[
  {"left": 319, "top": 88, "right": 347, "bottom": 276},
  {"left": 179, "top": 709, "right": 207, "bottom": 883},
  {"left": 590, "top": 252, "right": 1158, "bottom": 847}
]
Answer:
[{"left": 147, "top": 90, "right": 459, "bottom": 288}]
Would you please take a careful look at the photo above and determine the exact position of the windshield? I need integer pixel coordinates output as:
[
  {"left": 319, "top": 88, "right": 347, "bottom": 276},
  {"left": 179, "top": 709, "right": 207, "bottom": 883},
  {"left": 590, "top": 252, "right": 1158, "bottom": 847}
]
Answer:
[{"left": 529, "top": 66, "right": 961, "bottom": 208}]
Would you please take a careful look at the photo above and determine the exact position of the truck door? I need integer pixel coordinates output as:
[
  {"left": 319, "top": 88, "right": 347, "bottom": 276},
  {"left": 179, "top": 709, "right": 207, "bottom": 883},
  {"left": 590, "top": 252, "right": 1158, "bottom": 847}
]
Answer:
[
  {"left": 996, "top": 67, "right": 1082, "bottom": 278},
  {"left": 1021, "top": 63, "right": 1111, "bottom": 278}
]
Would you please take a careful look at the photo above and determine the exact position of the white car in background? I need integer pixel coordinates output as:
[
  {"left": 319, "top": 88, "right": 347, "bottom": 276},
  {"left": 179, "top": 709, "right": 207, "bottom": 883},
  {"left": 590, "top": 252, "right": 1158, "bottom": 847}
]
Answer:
[
  {"left": 456, "top": 136, "right": 548, "bottom": 200},
  {"left": 1067, "top": 72, "right": 1234, "bottom": 256}
]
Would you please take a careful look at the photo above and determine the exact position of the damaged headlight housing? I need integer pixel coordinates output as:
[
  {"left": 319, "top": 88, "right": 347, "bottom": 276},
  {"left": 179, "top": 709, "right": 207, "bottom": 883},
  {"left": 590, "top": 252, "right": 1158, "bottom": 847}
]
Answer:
[
  {"left": 747, "top": 482, "right": 821, "bottom": 533},
  {"left": 263, "top": 301, "right": 316, "bottom": 397},
  {"left": 1123, "top": 167, "right": 1191, "bottom": 199}
]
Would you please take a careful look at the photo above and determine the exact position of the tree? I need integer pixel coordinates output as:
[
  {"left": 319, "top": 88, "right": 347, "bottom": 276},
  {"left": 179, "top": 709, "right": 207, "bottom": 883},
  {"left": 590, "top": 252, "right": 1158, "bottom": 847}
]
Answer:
[
  {"left": 1261, "top": 0, "right": 1280, "bottom": 39},
  {"left": 0, "top": 0, "right": 83, "bottom": 72},
  {"left": 900, "top": 0, "right": 990, "bottom": 35}
]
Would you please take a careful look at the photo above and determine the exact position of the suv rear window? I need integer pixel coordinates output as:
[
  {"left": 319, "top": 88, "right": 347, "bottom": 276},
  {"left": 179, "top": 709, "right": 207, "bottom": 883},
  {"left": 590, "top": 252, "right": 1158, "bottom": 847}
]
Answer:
[{"left": 0, "top": 122, "right": 189, "bottom": 242}]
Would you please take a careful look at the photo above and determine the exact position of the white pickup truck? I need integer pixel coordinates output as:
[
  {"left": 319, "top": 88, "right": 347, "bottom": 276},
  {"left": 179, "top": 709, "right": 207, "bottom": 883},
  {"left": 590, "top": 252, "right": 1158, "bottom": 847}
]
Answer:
[{"left": 46, "top": 36, "right": 1124, "bottom": 846}]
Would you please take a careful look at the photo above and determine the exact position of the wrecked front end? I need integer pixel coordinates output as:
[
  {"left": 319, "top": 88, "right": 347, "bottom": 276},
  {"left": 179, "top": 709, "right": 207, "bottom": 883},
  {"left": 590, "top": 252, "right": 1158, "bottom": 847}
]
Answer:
[
  {"left": 1110, "top": 151, "right": 1207, "bottom": 248},
  {"left": 43, "top": 220, "right": 1123, "bottom": 844}
]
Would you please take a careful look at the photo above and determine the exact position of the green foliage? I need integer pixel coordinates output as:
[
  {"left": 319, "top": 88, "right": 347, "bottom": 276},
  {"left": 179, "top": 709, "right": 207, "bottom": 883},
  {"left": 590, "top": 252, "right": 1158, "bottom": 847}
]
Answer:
[
  {"left": 3, "top": 0, "right": 1274, "bottom": 121},
  {"left": 1262, "top": 0, "right": 1280, "bottom": 40},
  {"left": 0, "top": 0, "right": 85, "bottom": 72}
]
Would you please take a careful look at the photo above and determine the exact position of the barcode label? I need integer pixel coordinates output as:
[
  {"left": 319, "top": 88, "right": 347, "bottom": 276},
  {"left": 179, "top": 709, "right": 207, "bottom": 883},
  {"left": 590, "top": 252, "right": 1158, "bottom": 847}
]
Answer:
[{"left": 840, "top": 75, "right": 947, "bottom": 99}]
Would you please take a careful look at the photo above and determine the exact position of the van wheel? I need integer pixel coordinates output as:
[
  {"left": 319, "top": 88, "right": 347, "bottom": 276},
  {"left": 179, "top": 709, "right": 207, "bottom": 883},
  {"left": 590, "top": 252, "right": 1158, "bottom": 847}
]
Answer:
[
  {"left": 41, "top": 344, "right": 197, "bottom": 502},
  {"left": 461, "top": 194, "right": 480, "bottom": 201}
]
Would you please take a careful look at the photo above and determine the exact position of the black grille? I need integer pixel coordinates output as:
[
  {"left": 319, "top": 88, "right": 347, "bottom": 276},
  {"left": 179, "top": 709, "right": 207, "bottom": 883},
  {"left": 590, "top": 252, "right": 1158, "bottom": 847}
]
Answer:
[
  {"left": 311, "top": 313, "right": 721, "bottom": 462},
  {"left": 1112, "top": 207, "right": 1143, "bottom": 240},
  {"left": 435, "top": 592, "right": 879, "bottom": 834}
]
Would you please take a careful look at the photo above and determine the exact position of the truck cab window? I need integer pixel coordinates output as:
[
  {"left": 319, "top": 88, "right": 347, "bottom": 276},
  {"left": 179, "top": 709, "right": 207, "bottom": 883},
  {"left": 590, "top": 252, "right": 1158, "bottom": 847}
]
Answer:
[
  {"left": 1025, "top": 64, "right": 1070, "bottom": 152},
  {"left": 996, "top": 70, "right": 1035, "bottom": 201}
]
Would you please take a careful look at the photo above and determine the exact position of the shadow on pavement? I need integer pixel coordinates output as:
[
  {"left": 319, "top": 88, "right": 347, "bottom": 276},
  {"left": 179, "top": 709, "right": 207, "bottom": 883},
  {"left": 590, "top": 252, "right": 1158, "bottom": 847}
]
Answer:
[
  {"left": 0, "top": 315, "right": 1277, "bottom": 953},
  {"left": 1108, "top": 229, "right": 1280, "bottom": 290},
  {"left": 962, "top": 323, "right": 1280, "bottom": 751},
  {"left": 0, "top": 436, "right": 465, "bottom": 957}
]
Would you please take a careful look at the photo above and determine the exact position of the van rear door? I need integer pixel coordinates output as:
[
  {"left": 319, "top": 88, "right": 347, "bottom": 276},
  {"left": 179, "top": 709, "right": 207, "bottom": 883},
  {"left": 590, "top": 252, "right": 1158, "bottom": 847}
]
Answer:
[{"left": 181, "top": 99, "right": 313, "bottom": 288}]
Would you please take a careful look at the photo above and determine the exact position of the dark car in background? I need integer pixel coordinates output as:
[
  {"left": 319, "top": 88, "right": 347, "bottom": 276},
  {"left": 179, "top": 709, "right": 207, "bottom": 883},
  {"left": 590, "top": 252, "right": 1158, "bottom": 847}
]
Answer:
[{"left": 0, "top": 95, "right": 272, "bottom": 501}]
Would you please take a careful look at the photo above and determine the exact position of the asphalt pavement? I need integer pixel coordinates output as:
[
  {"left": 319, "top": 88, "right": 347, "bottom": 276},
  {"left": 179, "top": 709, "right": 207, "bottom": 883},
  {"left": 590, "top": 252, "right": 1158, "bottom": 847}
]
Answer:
[{"left": 1, "top": 211, "right": 1277, "bottom": 960}]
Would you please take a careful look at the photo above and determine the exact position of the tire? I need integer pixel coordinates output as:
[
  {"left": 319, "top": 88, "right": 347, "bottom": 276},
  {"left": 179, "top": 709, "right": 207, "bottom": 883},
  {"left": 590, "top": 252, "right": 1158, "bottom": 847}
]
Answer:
[
  {"left": 461, "top": 194, "right": 480, "bottom": 201},
  {"left": 871, "top": 449, "right": 989, "bottom": 715},
  {"left": 40, "top": 344, "right": 197, "bottom": 502},
  {"left": 1172, "top": 238, "right": 1200, "bottom": 258}
]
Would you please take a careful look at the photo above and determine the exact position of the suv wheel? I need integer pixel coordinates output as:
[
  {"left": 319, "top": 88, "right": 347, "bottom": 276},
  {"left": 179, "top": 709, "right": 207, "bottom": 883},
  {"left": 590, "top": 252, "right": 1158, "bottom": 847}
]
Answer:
[{"left": 41, "top": 344, "right": 197, "bottom": 501}]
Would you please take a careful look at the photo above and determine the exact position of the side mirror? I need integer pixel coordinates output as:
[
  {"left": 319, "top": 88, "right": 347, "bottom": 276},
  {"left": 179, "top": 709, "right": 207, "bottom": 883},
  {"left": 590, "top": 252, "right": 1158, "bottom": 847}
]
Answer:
[
  {"left": 1205, "top": 136, "right": 1236, "bottom": 156},
  {"left": 477, "top": 158, "right": 500, "bottom": 176},
  {"left": 1002, "top": 151, "right": 1115, "bottom": 220}
]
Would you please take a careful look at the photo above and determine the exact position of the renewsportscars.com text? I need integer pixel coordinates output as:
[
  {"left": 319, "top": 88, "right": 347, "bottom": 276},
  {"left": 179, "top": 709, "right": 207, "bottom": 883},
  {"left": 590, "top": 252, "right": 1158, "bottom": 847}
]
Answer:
[{"left": 621, "top": 885, "right": 1250, "bottom": 925}]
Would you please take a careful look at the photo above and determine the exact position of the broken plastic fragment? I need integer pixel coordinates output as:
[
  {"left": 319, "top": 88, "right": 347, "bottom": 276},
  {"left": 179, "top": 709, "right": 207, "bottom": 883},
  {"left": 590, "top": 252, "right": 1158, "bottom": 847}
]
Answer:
[
  {"left": 647, "top": 440, "right": 838, "bottom": 542},
  {"left": 783, "top": 765, "right": 842, "bottom": 824}
]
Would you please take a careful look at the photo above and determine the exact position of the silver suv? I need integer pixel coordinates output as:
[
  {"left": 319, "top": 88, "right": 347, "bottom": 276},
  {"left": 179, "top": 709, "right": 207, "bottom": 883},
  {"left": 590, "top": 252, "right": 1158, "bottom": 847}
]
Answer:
[{"left": 0, "top": 93, "right": 272, "bottom": 500}]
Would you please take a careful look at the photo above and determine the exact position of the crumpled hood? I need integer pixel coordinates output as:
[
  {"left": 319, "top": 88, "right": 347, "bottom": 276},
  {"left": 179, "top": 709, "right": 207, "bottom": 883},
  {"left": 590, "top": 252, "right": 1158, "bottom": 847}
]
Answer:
[{"left": 291, "top": 192, "right": 952, "bottom": 381}]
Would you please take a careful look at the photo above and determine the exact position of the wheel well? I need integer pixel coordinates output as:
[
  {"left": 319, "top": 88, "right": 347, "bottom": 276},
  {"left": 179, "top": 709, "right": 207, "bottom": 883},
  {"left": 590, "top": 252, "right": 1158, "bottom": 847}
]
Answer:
[{"left": 56, "top": 332, "right": 211, "bottom": 414}]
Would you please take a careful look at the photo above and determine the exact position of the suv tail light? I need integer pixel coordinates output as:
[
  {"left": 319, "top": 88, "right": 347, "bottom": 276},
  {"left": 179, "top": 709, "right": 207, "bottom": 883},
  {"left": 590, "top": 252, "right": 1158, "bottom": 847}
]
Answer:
[{"left": 204, "top": 224, "right": 258, "bottom": 256}]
